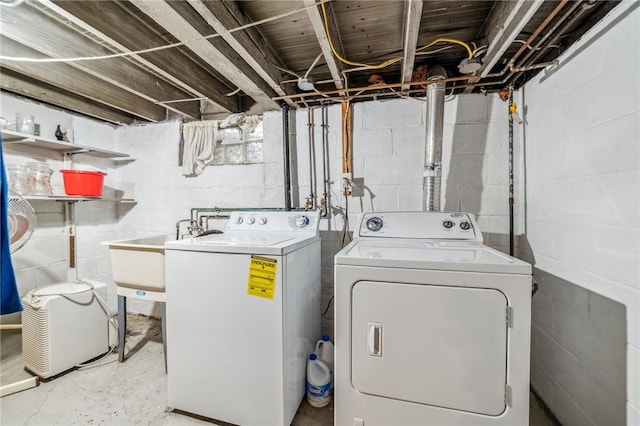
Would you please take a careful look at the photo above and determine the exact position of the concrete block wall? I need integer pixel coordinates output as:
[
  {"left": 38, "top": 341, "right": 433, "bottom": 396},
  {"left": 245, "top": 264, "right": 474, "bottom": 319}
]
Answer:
[
  {"left": 115, "top": 112, "right": 285, "bottom": 233},
  {"left": 532, "top": 269, "right": 627, "bottom": 425},
  {"left": 522, "top": 1, "right": 639, "bottom": 424},
  {"left": 290, "top": 95, "right": 517, "bottom": 231},
  {"left": 442, "top": 93, "right": 523, "bottom": 254}
]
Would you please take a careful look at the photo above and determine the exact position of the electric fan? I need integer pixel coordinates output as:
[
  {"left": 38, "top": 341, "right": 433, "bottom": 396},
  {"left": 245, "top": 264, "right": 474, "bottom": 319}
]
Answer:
[
  {"left": 8, "top": 190, "right": 35, "bottom": 253},
  {"left": 1, "top": 191, "right": 38, "bottom": 397}
]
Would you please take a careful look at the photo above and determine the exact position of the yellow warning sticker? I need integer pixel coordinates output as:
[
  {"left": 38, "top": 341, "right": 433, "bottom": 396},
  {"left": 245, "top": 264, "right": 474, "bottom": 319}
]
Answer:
[{"left": 247, "top": 256, "right": 277, "bottom": 299}]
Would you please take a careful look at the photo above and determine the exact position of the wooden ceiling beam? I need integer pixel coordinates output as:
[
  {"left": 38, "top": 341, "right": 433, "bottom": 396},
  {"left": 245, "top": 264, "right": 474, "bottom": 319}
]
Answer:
[
  {"left": 188, "top": 0, "right": 296, "bottom": 108},
  {"left": 465, "top": 0, "right": 545, "bottom": 93},
  {"left": 0, "top": 2, "right": 201, "bottom": 119},
  {"left": 0, "top": 70, "right": 134, "bottom": 125},
  {"left": 131, "top": 0, "right": 280, "bottom": 112},
  {"left": 0, "top": 37, "right": 168, "bottom": 123},
  {"left": 303, "top": 0, "right": 345, "bottom": 91},
  {"left": 401, "top": 0, "right": 423, "bottom": 89},
  {"left": 45, "top": 0, "right": 240, "bottom": 114}
]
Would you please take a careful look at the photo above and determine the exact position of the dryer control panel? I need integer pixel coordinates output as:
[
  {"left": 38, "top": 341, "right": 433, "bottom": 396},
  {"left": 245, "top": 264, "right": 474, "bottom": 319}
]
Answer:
[{"left": 356, "top": 211, "right": 482, "bottom": 242}]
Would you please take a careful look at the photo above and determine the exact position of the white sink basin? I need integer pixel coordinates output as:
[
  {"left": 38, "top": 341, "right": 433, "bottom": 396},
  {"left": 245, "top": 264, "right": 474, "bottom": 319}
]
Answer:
[{"left": 103, "top": 234, "right": 174, "bottom": 292}]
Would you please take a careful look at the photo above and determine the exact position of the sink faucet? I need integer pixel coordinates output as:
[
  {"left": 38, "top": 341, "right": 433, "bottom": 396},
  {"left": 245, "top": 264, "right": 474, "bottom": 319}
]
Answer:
[{"left": 175, "top": 219, "right": 202, "bottom": 239}]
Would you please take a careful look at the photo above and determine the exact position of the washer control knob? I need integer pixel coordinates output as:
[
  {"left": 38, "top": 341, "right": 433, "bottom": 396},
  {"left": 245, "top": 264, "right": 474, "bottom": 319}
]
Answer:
[
  {"left": 295, "top": 215, "right": 310, "bottom": 228},
  {"left": 459, "top": 221, "right": 471, "bottom": 230},
  {"left": 366, "top": 217, "right": 383, "bottom": 232},
  {"left": 258, "top": 217, "right": 268, "bottom": 225},
  {"left": 235, "top": 216, "right": 244, "bottom": 224},
  {"left": 247, "top": 217, "right": 255, "bottom": 225},
  {"left": 442, "top": 220, "right": 454, "bottom": 229}
]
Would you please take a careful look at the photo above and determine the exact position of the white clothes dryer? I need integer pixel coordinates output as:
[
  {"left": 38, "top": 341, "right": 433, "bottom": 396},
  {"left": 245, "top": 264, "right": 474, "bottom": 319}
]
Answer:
[
  {"left": 334, "top": 211, "right": 532, "bottom": 426},
  {"left": 164, "top": 210, "right": 321, "bottom": 426}
]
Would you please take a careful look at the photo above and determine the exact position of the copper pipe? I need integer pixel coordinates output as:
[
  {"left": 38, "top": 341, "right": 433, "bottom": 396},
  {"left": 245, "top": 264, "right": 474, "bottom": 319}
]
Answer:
[
  {"left": 525, "top": 0, "right": 597, "bottom": 67},
  {"left": 273, "top": 59, "right": 558, "bottom": 106},
  {"left": 507, "top": 0, "right": 570, "bottom": 68},
  {"left": 272, "top": 72, "right": 505, "bottom": 102},
  {"left": 510, "top": 60, "right": 559, "bottom": 73},
  {"left": 273, "top": 57, "right": 559, "bottom": 103},
  {"left": 341, "top": 101, "right": 352, "bottom": 175},
  {"left": 514, "top": 0, "right": 584, "bottom": 69}
]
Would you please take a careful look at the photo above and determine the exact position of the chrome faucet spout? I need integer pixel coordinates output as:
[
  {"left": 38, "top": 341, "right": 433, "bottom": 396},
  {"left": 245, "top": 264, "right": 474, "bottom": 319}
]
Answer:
[{"left": 175, "top": 219, "right": 197, "bottom": 239}]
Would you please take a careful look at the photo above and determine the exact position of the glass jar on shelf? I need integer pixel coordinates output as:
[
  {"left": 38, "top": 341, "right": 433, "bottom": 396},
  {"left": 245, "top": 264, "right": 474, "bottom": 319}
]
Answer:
[
  {"left": 6, "top": 164, "right": 31, "bottom": 194},
  {"left": 27, "top": 162, "right": 54, "bottom": 196}
]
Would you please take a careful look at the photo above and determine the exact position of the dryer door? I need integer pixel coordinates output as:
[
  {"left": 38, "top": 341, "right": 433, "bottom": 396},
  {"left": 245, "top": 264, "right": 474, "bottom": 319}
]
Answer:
[{"left": 351, "top": 281, "right": 508, "bottom": 416}]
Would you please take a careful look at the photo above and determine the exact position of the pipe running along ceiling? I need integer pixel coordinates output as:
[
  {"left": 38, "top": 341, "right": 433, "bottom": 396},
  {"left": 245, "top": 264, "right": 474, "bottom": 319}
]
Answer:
[{"left": 0, "top": 0, "right": 620, "bottom": 124}]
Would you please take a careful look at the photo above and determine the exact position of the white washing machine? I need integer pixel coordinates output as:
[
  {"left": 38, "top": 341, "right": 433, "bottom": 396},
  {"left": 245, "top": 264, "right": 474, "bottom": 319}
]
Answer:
[
  {"left": 334, "top": 211, "right": 532, "bottom": 426},
  {"left": 164, "top": 210, "right": 321, "bottom": 426}
]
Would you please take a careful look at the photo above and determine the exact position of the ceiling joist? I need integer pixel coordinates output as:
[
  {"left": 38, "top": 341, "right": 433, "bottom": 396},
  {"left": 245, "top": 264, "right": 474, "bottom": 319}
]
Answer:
[
  {"left": 188, "top": 0, "right": 296, "bottom": 108},
  {"left": 131, "top": 0, "right": 280, "bottom": 112},
  {"left": 303, "top": 0, "right": 345, "bottom": 91},
  {"left": 0, "top": 1, "right": 201, "bottom": 121},
  {"left": 464, "top": 0, "right": 545, "bottom": 93},
  {"left": 0, "top": 37, "right": 167, "bottom": 122},
  {"left": 45, "top": 0, "right": 240, "bottom": 115},
  {"left": 401, "top": 0, "right": 423, "bottom": 88},
  {"left": 0, "top": 70, "right": 134, "bottom": 125}
]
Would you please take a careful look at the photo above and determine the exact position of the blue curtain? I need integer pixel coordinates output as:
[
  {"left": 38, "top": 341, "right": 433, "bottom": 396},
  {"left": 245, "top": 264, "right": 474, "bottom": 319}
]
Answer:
[{"left": 1, "top": 136, "right": 23, "bottom": 315}]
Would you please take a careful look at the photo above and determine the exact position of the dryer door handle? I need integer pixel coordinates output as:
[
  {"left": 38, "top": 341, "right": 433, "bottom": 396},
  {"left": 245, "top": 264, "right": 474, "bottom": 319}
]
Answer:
[{"left": 368, "top": 322, "right": 382, "bottom": 357}]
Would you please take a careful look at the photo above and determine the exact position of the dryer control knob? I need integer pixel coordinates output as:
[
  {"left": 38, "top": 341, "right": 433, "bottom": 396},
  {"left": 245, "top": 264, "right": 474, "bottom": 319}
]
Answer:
[
  {"left": 258, "top": 217, "right": 268, "bottom": 225},
  {"left": 366, "top": 217, "right": 383, "bottom": 232},
  {"left": 247, "top": 217, "right": 255, "bottom": 225},
  {"left": 235, "top": 216, "right": 244, "bottom": 224},
  {"left": 442, "top": 220, "right": 454, "bottom": 229},
  {"left": 459, "top": 221, "right": 471, "bottom": 230},
  {"left": 295, "top": 215, "right": 310, "bottom": 228}
]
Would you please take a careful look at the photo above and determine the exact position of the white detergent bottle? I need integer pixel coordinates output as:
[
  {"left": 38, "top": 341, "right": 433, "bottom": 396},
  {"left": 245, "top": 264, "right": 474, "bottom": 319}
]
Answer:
[
  {"left": 315, "top": 335, "right": 334, "bottom": 388},
  {"left": 306, "top": 354, "right": 331, "bottom": 408}
]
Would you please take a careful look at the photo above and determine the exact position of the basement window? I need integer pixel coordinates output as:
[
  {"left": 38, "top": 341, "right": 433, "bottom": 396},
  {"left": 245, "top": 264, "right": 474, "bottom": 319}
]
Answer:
[
  {"left": 217, "top": 116, "right": 263, "bottom": 165},
  {"left": 181, "top": 114, "right": 263, "bottom": 177}
]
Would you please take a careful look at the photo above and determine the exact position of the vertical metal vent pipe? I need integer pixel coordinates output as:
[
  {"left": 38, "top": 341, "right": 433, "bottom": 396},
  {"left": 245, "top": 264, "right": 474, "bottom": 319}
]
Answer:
[
  {"left": 281, "top": 103, "right": 292, "bottom": 211},
  {"left": 423, "top": 65, "right": 447, "bottom": 211}
]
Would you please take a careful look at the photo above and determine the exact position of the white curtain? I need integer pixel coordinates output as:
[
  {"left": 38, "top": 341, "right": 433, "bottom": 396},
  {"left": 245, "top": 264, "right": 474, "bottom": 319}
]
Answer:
[{"left": 181, "top": 120, "right": 218, "bottom": 176}]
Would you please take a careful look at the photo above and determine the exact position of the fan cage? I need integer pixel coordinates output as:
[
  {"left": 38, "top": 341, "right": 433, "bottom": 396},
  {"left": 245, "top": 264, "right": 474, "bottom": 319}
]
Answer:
[{"left": 8, "top": 191, "right": 36, "bottom": 253}]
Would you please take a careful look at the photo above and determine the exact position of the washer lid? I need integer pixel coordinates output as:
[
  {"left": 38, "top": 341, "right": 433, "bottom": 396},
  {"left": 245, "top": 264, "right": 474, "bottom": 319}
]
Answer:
[
  {"left": 190, "top": 233, "right": 295, "bottom": 247},
  {"left": 165, "top": 232, "right": 319, "bottom": 255},
  {"left": 335, "top": 239, "right": 531, "bottom": 274}
]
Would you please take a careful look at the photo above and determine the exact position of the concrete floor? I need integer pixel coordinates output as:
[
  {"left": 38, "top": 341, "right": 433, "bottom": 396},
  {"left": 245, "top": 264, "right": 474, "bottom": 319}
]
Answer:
[{"left": 1, "top": 314, "right": 559, "bottom": 426}]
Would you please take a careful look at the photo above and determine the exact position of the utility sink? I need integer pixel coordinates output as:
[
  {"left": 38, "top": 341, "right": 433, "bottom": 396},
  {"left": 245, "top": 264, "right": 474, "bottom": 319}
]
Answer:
[
  {"left": 103, "top": 234, "right": 174, "bottom": 293},
  {"left": 103, "top": 234, "right": 174, "bottom": 367}
]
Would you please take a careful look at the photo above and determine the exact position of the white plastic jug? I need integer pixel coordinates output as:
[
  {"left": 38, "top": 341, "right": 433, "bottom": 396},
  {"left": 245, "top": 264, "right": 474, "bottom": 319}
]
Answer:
[
  {"left": 306, "top": 354, "right": 331, "bottom": 408},
  {"left": 315, "top": 335, "right": 334, "bottom": 387}
]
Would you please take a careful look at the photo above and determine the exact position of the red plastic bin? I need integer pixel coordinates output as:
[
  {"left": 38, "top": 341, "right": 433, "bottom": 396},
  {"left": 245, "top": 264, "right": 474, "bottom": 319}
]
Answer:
[{"left": 60, "top": 170, "right": 107, "bottom": 197}]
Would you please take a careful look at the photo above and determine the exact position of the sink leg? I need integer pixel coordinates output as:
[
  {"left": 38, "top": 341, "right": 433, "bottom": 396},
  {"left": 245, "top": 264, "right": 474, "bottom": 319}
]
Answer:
[
  {"left": 161, "top": 302, "right": 167, "bottom": 373},
  {"left": 118, "top": 295, "right": 126, "bottom": 362}
]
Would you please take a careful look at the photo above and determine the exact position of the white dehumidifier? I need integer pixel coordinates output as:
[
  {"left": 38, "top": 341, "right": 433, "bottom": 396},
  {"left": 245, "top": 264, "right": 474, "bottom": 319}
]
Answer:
[{"left": 22, "top": 280, "right": 111, "bottom": 378}]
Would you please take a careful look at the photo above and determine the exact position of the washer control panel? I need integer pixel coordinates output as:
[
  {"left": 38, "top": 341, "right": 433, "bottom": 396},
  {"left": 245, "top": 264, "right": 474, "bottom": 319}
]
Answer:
[
  {"left": 226, "top": 210, "right": 319, "bottom": 233},
  {"left": 357, "top": 211, "right": 482, "bottom": 242}
]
